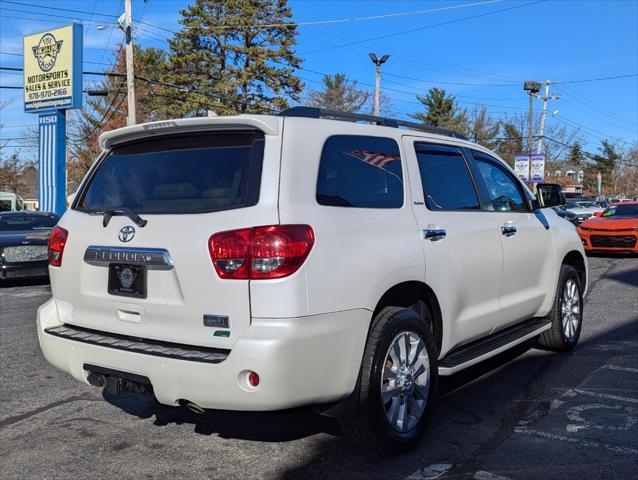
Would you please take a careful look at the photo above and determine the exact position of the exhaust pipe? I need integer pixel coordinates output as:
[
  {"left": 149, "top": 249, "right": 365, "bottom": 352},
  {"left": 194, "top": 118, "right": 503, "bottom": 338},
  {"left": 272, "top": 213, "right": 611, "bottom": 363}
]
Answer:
[
  {"left": 179, "top": 399, "right": 206, "bottom": 414},
  {"left": 87, "top": 372, "right": 106, "bottom": 387}
]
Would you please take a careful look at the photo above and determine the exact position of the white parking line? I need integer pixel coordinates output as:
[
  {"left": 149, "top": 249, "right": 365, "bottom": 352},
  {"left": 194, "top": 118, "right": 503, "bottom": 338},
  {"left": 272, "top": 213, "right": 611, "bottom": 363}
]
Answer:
[
  {"left": 514, "top": 427, "right": 638, "bottom": 455},
  {"left": 573, "top": 388, "right": 638, "bottom": 404},
  {"left": 566, "top": 403, "right": 638, "bottom": 432},
  {"left": 405, "top": 465, "right": 513, "bottom": 480},
  {"left": 606, "top": 365, "right": 638, "bottom": 374},
  {"left": 473, "top": 471, "right": 512, "bottom": 480},
  {"left": 405, "top": 464, "right": 452, "bottom": 479}
]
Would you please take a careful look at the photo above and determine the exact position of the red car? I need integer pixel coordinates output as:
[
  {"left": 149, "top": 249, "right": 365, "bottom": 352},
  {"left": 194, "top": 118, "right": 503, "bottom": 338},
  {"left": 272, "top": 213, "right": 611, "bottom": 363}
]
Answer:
[{"left": 578, "top": 202, "right": 638, "bottom": 253}]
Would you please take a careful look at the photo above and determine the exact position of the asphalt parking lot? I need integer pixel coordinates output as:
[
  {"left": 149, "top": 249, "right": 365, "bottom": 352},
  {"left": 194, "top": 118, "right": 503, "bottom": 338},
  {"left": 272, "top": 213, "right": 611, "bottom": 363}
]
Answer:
[{"left": 1, "top": 255, "right": 636, "bottom": 480}]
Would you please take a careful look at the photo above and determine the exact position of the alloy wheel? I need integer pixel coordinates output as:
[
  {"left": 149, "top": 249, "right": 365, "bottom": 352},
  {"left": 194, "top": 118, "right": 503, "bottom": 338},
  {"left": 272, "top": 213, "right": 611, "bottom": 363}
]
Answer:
[
  {"left": 381, "top": 331, "right": 430, "bottom": 432},
  {"left": 561, "top": 278, "right": 580, "bottom": 341}
]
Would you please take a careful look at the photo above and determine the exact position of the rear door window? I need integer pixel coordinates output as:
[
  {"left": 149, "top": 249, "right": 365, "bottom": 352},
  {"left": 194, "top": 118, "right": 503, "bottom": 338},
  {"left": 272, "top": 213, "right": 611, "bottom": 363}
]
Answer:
[
  {"left": 316, "top": 135, "right": 403, "bottom": 208},
  {"left": 77, "top": 131, "right": 264, "bottom": 214},
  {"left": 414, "top": 144, "right": 480, "bottom": 211}
]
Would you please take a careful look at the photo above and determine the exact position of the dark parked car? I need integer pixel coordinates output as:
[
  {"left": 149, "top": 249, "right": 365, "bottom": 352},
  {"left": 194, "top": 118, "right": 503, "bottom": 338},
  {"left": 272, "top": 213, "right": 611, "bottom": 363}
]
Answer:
[
  {"left": 553, "top": 206, "right": 579, "bottom": 226},
  {"left": 0, "top": 211, "right": 59, "bottom": 280}
]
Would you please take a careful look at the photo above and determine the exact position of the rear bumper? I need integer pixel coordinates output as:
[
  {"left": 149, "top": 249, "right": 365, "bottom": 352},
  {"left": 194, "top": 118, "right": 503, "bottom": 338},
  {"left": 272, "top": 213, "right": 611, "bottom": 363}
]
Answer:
[
  {"left": 37, "top": 299, "right": 370, "bottom": 411},
  {"left": 0, "top": 261, "right": 48, "bottom": 280}
]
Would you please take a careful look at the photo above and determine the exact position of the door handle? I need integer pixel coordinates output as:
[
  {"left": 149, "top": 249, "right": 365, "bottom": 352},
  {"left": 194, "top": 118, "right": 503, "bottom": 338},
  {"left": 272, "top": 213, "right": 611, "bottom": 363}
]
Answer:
[
  {"left": 424, "top": 229, "right": 447, "bottom": 241},
  {"left": 501, "top": 225, "right": 517, "bottom": 237}
]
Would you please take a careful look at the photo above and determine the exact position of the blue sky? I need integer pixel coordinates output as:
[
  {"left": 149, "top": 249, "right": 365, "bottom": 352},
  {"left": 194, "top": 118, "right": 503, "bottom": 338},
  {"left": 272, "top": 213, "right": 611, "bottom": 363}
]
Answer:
[{"left": 1, "top": 0, "right": 637, "bottom": 159}]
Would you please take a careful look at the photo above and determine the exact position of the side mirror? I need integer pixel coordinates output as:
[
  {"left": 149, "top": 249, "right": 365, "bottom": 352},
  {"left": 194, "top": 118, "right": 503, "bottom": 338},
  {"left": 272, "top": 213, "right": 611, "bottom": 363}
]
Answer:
[
  {"left": 593, "top": 211, "right": 602, "bottom": 217},
  {"left": 536, "top": 183, "right": 565, "bottom": 208}
]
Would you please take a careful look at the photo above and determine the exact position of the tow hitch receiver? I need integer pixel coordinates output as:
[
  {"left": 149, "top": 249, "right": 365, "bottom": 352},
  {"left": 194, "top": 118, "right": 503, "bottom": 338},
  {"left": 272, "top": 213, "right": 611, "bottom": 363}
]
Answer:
[{"left": 84, "top": 364, "right": 153, "bottom": 396}]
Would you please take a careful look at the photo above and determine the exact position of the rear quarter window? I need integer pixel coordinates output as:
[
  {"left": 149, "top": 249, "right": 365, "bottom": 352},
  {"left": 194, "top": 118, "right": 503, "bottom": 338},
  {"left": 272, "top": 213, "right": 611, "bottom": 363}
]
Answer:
[
  {"left": 76, "top": 131, "right": 264, "bottom": 214},
  {"left": 316, "top": 135, "right": 403, "bottom": 208}
]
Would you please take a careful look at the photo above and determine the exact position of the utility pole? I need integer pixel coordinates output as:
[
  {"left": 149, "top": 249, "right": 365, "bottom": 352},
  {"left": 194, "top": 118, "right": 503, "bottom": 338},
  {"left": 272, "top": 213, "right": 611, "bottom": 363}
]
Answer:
[
  {"left": 124, "top": 0, "right": 136, "bottom": 126},
  {"left": 536, "top": 80, "right": 560, "bottom": 154},
  {"left": 369, "top": 53, "right": 390, "bottom": 116},
  {"left": 523, "top": 80, "right": 541, "bottom": 186}
]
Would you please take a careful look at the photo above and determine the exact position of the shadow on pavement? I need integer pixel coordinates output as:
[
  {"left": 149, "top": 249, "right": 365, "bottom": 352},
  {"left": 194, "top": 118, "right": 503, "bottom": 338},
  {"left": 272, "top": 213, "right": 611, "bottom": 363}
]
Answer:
[
  {"left": 99, "top": 341, "right": 548, "bottom": 448},
  {"left": 604, "top": 267, "right": 638, "bottom": 288},
  {"left": 103, "top": 390, "right": 340, "bottom": 442},
  {"left": 0, "top": 276, "right": 50, "bottom": 288}
]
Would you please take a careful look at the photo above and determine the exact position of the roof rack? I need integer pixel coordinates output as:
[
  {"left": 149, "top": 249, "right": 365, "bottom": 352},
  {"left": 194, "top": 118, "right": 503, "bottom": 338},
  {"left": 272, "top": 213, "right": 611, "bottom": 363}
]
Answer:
[{"left": 278, "top": 106, "right": 468, "bottom": 140}]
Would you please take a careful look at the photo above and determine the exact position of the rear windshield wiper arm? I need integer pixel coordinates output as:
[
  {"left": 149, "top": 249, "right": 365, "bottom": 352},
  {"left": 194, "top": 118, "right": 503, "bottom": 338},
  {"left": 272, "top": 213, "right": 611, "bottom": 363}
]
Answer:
[{"left": 101, "top": 208, "right": 148, "bottom": 228}]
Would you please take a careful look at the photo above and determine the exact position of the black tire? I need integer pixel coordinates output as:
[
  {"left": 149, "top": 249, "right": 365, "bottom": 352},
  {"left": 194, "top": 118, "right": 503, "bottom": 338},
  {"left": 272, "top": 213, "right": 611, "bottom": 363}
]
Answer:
[
  {"left": 537, "top": 265, "right": 583, "bottom": 351},
  {"left": 340, "top": 306, "right": 438, "bottom": 452}
]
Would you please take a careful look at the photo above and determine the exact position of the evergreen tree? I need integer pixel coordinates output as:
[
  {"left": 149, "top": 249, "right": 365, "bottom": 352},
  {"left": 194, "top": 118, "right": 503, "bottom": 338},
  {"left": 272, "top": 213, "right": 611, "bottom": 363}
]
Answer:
[
  {"left": 306, "top": 73, "right": 370, "bottom": 112},
  {"left": 166, "top": 0, "right": 303, "bottom": 116},
  {"left": 467, "top": 106, "right": 500, "bottom": 150},
  {"left": 584, "top": 140, "right": 620, "bottom": 193},
  {"left": 567, "top": 141, "right": 584, "bottom": 165},
  {"left": 409, "top": 87, "right": 468, "bottom": 133}
]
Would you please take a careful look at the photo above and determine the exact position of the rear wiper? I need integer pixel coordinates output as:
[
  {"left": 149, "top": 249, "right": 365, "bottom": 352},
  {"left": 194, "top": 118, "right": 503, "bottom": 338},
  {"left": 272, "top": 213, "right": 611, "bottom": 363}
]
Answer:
[{"left": 101, "top": 208, "right": 148, "bottom": 228}]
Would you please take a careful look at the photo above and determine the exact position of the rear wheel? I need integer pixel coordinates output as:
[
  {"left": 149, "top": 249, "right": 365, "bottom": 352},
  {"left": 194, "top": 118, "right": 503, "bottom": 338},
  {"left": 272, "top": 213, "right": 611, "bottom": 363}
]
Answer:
[
  {"left": 340, "top": 307, "right": 438, "bottom": 452},
  {"left": 538, "top": 265, "right": 583, "bottom": 351}
]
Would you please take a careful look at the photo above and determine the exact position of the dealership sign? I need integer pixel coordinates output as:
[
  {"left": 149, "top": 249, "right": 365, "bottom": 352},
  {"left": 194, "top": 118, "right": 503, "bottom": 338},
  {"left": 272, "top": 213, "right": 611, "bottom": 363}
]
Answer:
[
  {"left": 514, "top": 154, "right": 545, "bottom": 183},
  {"left": 23, "top": 23, "right": 82, "bottom": 216},
  {"left": 23, "top": 23, "right": 83, "bottom": 113}
]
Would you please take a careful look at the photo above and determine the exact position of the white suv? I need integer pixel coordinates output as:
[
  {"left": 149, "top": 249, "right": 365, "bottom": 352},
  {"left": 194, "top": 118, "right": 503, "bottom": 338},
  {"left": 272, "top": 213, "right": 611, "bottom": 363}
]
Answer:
[{"left": 38, "top": 107, "right": 587, "bottom": 452}]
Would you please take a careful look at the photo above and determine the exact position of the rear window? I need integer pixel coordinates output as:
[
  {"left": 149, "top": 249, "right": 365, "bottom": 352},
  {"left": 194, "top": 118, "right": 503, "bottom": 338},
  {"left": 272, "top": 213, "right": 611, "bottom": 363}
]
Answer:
[
  {"left": 77, "top": 131, "right": 265, "bottom": 214},
  {"left": 316, "top": 135, "right": 403, "bottom": 208},
  {"left": 0, "top": 213, "right": 59, "bottom": 231}
]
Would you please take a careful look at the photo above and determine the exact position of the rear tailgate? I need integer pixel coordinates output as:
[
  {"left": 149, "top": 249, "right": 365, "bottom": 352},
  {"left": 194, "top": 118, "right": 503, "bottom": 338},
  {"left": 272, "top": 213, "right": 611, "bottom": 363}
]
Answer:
[{"left": 51, "top": 125, "right": 281, "bottom": 350}]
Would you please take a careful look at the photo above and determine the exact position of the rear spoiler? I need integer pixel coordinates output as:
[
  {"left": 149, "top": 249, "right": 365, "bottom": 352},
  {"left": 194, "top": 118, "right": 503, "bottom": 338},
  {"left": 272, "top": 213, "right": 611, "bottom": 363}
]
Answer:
[{"left": 99, "top": 115, "right": 280, "bottom": 150}]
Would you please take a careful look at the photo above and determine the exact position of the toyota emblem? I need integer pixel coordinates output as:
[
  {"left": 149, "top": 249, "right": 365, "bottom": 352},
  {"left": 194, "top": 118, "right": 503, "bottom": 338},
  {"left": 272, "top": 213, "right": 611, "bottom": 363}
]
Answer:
[{"left": 118, "top": 226, "right": 136, "bottom": 243}]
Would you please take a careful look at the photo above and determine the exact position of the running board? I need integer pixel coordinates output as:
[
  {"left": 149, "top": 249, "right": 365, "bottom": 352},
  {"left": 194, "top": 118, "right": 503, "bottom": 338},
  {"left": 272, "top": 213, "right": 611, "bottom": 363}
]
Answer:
[{"left": 438, "top": 317, "right": 551, "bottom": 376}]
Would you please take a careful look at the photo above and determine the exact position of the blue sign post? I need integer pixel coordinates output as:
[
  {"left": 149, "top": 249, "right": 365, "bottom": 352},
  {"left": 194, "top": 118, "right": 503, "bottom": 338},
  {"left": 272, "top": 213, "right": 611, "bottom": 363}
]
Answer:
[
  {"left": 38, "top": 112, "right": 67, "bottom": 214},
  {"left": 23, "top": 23, "right": 83, "bottom": 215}
]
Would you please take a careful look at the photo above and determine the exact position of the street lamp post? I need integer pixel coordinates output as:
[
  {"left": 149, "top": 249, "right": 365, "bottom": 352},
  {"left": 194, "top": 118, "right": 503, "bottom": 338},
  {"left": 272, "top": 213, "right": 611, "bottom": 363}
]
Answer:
[
  {"left": 369, "top": 53, "right": 390, "bottom": 116},
  {"left": 523, "top": 80, "right": 541, "bottom": 186}
]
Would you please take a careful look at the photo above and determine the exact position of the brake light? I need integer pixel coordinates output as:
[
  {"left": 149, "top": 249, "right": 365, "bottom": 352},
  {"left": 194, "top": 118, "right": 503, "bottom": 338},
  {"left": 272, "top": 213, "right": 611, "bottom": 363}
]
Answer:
[
  {"left": 48, "top": 226, "right": 68, "bottom": 267},
  {"left": 209, "top": 225, "right": 314, "bottom": 279}
]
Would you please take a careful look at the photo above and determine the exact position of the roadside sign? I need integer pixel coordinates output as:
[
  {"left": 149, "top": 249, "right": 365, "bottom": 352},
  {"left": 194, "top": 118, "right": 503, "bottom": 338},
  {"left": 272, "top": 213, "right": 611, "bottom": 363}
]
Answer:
[
  {"left": 23, "top": 23, "right": 83, "bottom": 113},
  {"left": 514, "top": 154, "right": 545, "bottom": 183},
  {"left": 514, "top": 155, "right": 529, "bottom": 182},
  {"left": 23, "top": 23, "right": 82, "bottom": 215},
  {"left": 531, "top": 154, "right": 545, "bottom": 182}
]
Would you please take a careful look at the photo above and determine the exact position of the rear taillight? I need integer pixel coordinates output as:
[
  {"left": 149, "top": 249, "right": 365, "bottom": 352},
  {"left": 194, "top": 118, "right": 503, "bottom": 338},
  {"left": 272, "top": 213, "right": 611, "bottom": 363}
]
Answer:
[
  {"left": 209, "top": 225, "right": 314, "bottom": 279},
  {"left": 48, "top": 226, "right": 68, "bottom": 267}
]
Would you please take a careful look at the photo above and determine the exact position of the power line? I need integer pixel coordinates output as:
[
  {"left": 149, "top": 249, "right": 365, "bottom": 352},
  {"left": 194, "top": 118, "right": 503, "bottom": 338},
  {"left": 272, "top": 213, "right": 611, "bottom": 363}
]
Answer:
[
  {"left": 557, "top": 74, "right": 638, "bottom": 85},
  {"left": 300, "top": 0, "right": 545, "bottom": 55},
  {"left": 561, "top": 84, "right": 637, "bottom": 128},
  {"left": 0, "top": 0, "right": 511, "bottom": 32},
  {"left": 73, "top": 83, "right": 127, "bottom": 144},
  {"left": 383, "top": 71, "right": 518, "bottom": 87},
  {"left": 552, "top": 115, "right": 630, "bottom": 143},
  {"left": 1, "top": 66, "right": 285, "bottom": 113},
  {"left": 0, "top": 0, "right": 118, "bottom": 19},
  {"left": 201, "top": 0, "right": 508, "bottom": 29},
  {"left": 561, "top": 98, "right": 636, "bottom": 132}
]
